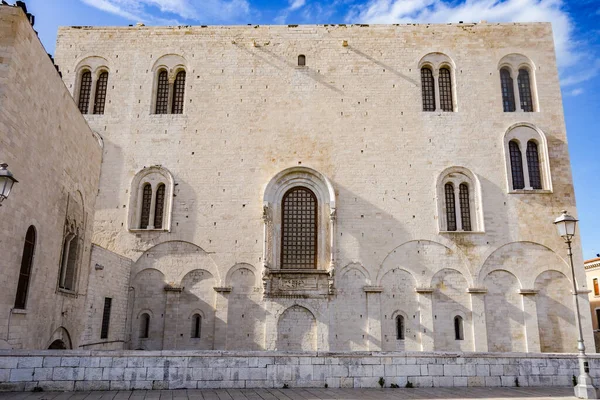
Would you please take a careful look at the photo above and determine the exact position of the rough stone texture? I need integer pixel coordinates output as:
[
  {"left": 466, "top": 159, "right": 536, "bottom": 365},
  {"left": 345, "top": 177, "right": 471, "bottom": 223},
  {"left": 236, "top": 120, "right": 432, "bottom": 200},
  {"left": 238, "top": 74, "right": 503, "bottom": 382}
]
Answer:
[{"left": 0, "top": 5, "right": 102, "bottom": 350}]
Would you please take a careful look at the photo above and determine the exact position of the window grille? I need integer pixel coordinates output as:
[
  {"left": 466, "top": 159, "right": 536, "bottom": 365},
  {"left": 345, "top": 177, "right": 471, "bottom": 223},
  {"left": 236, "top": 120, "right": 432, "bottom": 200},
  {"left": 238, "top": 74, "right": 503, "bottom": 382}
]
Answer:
[
  {"left": 154, "top": 184, "right": 165, "bottom": 229},
  {"left": 59, "top": 233, "right": 78, "bottom": 291},
  {"left": 298, "top": 55, "right": 306, "bottom": 66},
  {"left": 597, "top": 309, "right": 600, "bottom": 329},
  {"left": 78, "top": 70, "right": 92, "bottom": 114},
  {"left": 155, "top": 70, "right": 169, "bottom": 114},
  {"left": 444, "top": 183, "right": 457, "bottom": 231},
  {"left": 526, "top": 141, "right": 542, "bottom": 189},
  {"left": 191, "top": 314, "right": 201, "bottom": 338},
  {"left": 420, "top": 67, "right": 436, "bottom": 111},
  {"left": 509, "top": 141, "right": 525, "bottom": 190},
  {"left": 14, "top": 226, "right": 36, "bottom": 309},
  {"left": 172, "top": 71, "right": 186, "bottom": 114},
  {"left": 518, "top": 69, "right": 533, "bottom": 112},
  {"left": 140, "top": 313, "right": 150, "bottom": 338},
  {"left": 454, "top": 316, "right": 464, "bottom": 340},
  {"left": 594, "top": 278, "right": 599, "bottom": 296},
  {"left": 140, "top": 184, "right": 152, "bottom": 229},
  {"left": 500, "top": 68, "right": 516, "bottom": 112},
  {"left": 396, "top": 315, "right": 405, "bottom": 340},
  {"left": 459, "top": 184, "right": 471, "bottom": 231},
  {"left": 93, "top": 72, "right": 109, "bottom": 115},
  {"left": 438, "top": 67, "right": 453, "bottom": 112},
  {"left": 281, "top": 187, "right": 317, "bottom": 269},
  {"left": 100, "top": 298, "right": 112, "bottom": 339}
]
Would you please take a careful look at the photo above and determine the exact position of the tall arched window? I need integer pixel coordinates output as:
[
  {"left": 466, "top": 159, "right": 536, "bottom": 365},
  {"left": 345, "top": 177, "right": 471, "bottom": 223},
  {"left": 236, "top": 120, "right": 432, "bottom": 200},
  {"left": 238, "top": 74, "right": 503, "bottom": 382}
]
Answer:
[
  {"left": 281, "top": 187, "right": 318, "bottom": 269},
  {"left": 140, "top": 313, "right": 150, "bottom": 338},
  {"left": 459, "top": 184, "right": 471, "bottom": 232},
  {"left": 438, "top": 67, "right": 453, "bottom": 112},
  {"left": 396, "top": 315, "right": 405, "bottom": 340},
  {"left": 500, "top": 68, "right": 515, "bottom": 112},
  {"left": 191, "top": 314, "right": 201, "bottom": 338},
  {"left": 526, "top": 141, "right": 542, "bottom": 189},
  {"left": 454, "top": 316, "right": 464, "bottom": 340},
  {"left": 518, "top": 69, "right": 533, "bottom": 112},
  {"left": 14, "top": 226, "right": 36, "bottom": 309},
  {"left": 509, "top": 140, "right": 525, "bottom": 190},
  {"left": 155, "top": 70, "right": 169, "bottom": 114},
  {"left": 154, "top": 184, "right": 165, "bottom": 229},
  {"left": 421, "top": 67, "right": 436, "bottom": 112},
  {"left": 78, "top": 70, "right": 92, "bottom": 114},
  {"left": 93, "top": 71, "right": 109, "bottom": 115},
  {"left": 140, "top": 183, "right": 152, "bottom": 229},
  {"left": 172, "top": 71, "right": 186, "bottom": 114},
  {"left": 298, "top": 55, "right": 306, "bottom": 67},
  {"left": 59, "top": 233, "right": 78, "bottom": 291},
  {"left": 444, "top": 183, "right": 457, "bottom": 232}
]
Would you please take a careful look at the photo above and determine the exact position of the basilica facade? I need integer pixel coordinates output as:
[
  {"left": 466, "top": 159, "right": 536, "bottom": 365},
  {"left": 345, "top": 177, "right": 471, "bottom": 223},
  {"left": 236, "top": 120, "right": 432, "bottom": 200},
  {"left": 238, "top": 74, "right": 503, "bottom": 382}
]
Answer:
[{"left": 33, "top": 20, "right": 593, "bottom": 353}]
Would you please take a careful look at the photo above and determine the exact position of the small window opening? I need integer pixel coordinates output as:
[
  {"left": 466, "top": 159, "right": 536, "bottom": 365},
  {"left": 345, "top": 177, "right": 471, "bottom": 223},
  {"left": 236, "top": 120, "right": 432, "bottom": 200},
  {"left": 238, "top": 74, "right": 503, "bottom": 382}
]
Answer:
[
  {"left": 59, "top": 233, "right": 78, "bottom": 291},
  {"left": 509, "top": 140, "right": 525, "bottom": 190},
  {"left": 454, "top": 315, "right": 464, "bottom": 340},
  {"left": 298, "top": 55, "right": 306, "bottom": 67},
  {"left": 100, "top": 298, "right": 112, "bottom": 339},
  {"left": 140, "top": 313, "right": 150, "bottom": 338},
  {"left": 14, "top": 226, "right": 36, "bottom": 309},
  {"left": 396, "top": 315, "right": 405, "bottom": 340},
  {"left": 191, "top": 314, "right": 201, "bottom": 338},
  {"left": 594, "top": 279, "right": 599, "bottom": 296}
]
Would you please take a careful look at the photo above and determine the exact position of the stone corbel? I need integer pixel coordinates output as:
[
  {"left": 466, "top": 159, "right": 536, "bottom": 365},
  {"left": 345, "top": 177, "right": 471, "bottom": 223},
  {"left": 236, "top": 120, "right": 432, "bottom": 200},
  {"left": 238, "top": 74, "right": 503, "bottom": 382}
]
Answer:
[
  {"left": 415, "top": 287, "right": 434, "bottom": 294},
  {"left": 363, "top": 286, "right": 383, "bottom": 293},
  {"left": 467, "top": 288, "right": 487, "bottom": 294},
  {"left": 213, "top": 286, "right": 232, "bottom": 293},
  {"left": 519, "top": 289, "right": 538, "bottom": 295},
  {"left": 164, "top": 284, "right": 183, "bottom": 292}
]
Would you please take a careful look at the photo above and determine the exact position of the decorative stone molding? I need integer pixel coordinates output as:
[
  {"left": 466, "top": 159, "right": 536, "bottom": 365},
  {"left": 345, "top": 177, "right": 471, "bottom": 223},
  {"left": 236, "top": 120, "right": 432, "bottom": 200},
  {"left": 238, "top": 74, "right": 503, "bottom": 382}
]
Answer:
[
  {"left": 363, "top": 286, "right": 383, "bottom": 293},
  {"left": 466, "top": 288, "right": 488, "bottom": 294},
  {"left": 415, "top": 287, "right": 434, "bottom": 294},
  {"left": 519, "top": 289, "right": 539, "bottom": 295},
  {"left": 163, "top": 284, "right": 182, "bottom": 292},
  {"left": 214, "top": 286, "right": 232, "bottom": 293}
]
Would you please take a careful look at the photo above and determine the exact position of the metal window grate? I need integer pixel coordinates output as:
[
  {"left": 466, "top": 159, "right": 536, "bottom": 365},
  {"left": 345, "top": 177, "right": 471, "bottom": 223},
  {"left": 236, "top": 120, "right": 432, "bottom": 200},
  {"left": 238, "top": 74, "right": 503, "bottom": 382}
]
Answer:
[
  {"left": 445, "top": 183, "right": 457, "bottom": 231},
  {"left": 396, "top": 315, "right": 405, "bottom": 340},
  {"left": 509, "top": 141, "right": 525, "bottom": 190},
  {"left": 78, "top": 71, "right": 92, "bottom": 114},
  {"left": 14, "top": 226, "right": 36, "bottom": 309},
  {"left": 500, "top": 68, "right": 516, "bottom": 112},
  {"left": 518, "top": 69, "right": 534, "bottom": 112},
  {"left": 172, "top": 71, "right": 186, "bottom": 114},
  {"left": 421, "top": 67, "right": 436, "bottom": 111},
  {"left": 93, "top": 72, "right": 109, "bottom": 115},
  {"left": 100, "top": 298, "right": 112, "bottom": 339},
  {"left": 154, "top": 184, "right": 165, "bottom": 229},
  {"left": 140, "top": 184, "right": 152, "bottom": 228},
  {"left": 526, "top": 141, "right": 542, "bottom": 189},
  {"left": 155, "top": 70, "right": 169, "bottom": 114},
  {"left": 459, "top": 184, "right": 472, "bottom": 231},
  {"left": 281, "top": 187, "right": 317, "bottom": 269},
  {"left": 438, "top": 67, "right": 453, "bottom": 112}
]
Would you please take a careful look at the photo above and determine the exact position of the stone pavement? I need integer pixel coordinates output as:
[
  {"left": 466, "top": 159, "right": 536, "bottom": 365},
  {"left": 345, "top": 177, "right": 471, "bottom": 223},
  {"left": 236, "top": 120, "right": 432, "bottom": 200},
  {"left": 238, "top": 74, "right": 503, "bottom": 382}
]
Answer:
[{"left": 0, "top": 388, "right": 577, "bottom": 400}]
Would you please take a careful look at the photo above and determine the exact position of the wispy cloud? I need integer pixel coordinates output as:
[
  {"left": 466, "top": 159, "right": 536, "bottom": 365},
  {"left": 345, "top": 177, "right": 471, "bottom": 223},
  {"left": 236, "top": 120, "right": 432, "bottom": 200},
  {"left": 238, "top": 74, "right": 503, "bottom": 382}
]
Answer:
[
  {"left": 565, "top": 88, "right": 584, "bottom": 97},
  {"left": 275, "top": 0, "right": 309, "bottom": 24}
]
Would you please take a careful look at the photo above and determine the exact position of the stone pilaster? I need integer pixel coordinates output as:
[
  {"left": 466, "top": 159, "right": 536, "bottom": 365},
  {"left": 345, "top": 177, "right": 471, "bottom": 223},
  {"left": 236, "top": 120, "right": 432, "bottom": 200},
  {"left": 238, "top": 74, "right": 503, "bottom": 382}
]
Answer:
[
  {"left": 468, "top": 288, "right": 488, "bottom": 352},
  {"left": 364, "top": 286, "right": 383, "bottom": 351},
  {"left": 416, "top": 287, "right": 434, "bottom": 351},
  {"left": 213, "top": 286, "right": 232, "bottom": 350},
  {"left": 520, "top": 289, "right": 541, "bottom": 353}
]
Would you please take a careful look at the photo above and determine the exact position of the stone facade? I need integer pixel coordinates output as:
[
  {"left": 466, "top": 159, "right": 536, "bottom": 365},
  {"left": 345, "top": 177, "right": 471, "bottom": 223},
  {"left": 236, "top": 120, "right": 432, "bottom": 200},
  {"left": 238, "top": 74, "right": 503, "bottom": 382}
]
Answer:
[
  {"left": 0, "top": 4, "right": 102, "bottom": 350},
  {"left": 52, "top": 20, "right": 594, "bottom": 353},
  {"left": 585, "top": 257, "right": 600, "bottom": 352}
]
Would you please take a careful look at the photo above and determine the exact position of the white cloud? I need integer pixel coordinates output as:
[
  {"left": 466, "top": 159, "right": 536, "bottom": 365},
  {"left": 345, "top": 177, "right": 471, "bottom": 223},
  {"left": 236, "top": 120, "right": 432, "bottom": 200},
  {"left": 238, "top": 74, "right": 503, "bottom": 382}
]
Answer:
[
  {"left": 275, "top": 0, "right": 309, "bottom": 24},
  {"left": 565, "top": 88, "right": 584, "bottom": 96},
  {"left": 290, "top": 0, "right": 307, "bottom": 11}
]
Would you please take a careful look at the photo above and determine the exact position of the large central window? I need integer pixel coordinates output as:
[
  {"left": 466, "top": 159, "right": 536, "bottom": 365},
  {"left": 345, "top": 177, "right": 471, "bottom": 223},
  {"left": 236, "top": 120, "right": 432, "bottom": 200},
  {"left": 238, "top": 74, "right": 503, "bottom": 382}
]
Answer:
[{"left": 281, "top": 187, "right": 318, "bottom": 269}]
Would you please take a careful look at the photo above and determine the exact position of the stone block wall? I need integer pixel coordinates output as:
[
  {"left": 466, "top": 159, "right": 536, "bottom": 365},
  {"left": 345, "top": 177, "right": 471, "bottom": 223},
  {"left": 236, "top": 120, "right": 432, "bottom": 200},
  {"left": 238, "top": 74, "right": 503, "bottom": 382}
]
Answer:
[{"left": 0, "top": 351, "right": 597, "bottom": 391}]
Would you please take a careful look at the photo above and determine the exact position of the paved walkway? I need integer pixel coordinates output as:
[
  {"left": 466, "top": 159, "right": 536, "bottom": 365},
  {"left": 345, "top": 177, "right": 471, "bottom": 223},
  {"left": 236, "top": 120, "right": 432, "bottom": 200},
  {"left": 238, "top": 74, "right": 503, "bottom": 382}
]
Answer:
[{"left": 0, "top": 388, "right": 577, "bottom": 400}]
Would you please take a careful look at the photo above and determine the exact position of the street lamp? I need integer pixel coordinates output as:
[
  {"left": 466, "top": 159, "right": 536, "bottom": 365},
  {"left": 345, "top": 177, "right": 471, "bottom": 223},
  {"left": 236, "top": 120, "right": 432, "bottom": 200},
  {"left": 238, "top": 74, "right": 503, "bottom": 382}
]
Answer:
[
  {"left": 0, "top": 164, "right": 18, "bottom": 206},
  {"left": 554, "top": 210, "right": 598, "bottom": 399}
]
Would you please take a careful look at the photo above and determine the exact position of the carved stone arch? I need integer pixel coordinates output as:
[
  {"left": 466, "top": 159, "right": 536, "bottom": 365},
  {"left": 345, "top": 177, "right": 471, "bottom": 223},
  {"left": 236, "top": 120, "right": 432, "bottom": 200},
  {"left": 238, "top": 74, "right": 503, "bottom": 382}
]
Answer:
[
  {"left": 276, "top": 305, "right": 317, "bottom": 351},
  {"left": 128, "top": 166, "right": 175, "bottom": 231},
  {"left": 225, "top": 263, "right": 259, "bottom": 288},
  {"left": 46, "top": 327, "right": 73, "bottom": 350},
  {"left": 136, "top": 308, "right": 155, "bottom": 319},
  {"left": 151, "top": 54, "right": 188, "bottom": 76},
  {"left": 435, "top": 166, "right": 484, "bottom": 232},
  {"left": 338, "top": 262, "right": 371, "bottom": 285},
  {"left": 503, "top": 123, "right": 552, "bottom": 192},
  {"left": 75, "top": 55, "right": 110, "bottom": 75},
  {"left": 418, "top": 52, "right": 456, "bottom": 70},
  {"left": 498, "top": 53, "right": 538, "bottom": 112}
]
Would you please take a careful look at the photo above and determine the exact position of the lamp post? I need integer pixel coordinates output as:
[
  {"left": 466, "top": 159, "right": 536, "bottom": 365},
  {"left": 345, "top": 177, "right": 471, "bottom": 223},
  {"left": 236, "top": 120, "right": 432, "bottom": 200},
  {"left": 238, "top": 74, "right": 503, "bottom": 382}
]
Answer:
[
  {"left": 554, "top": 210, "right": 598, "bottom": 399},
  {"left": 0, "top": 164, "right": 18, "bottom": 206}
]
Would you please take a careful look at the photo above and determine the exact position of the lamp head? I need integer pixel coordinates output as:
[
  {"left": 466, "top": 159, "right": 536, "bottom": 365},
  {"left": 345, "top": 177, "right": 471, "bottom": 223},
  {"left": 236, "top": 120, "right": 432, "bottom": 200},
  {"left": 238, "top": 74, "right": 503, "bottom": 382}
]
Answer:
[{"left": 554, "top": 210, "right": 578, "bottom": 242}]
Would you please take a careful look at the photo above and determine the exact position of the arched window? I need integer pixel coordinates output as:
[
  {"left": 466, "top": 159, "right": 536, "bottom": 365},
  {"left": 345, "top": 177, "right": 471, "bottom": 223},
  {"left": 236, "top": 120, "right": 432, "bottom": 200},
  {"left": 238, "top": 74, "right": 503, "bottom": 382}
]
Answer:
[
  {"left": 438, "top": 67, "right": 453, "bottom": 112},
  {"left": 500, "top": 68, "right": 515, "bottom": 112},
  {"left": 172, "top": 71, "right": 186, "bottom": 114},
  {"left": 444, "top": 183, "right": 457, "bottom": 232},
  {"left": 459, "top": 184, "right": 471, "bottom": 232},
  {"left": 155, "top": 70, "right": 169, "bottom": 114},
  {"left": 154, "top": 184, "right": 165, "bottom": 229},
  {"left": 454, "top": 316, "right": 464, "bottom": 340},
  {"left": 140, "top": 313, "right": 150, "bottom": 338},
  {"left": 59, "top": 233, "right": 78, "bottom": 291},
  {"left": 93, "top": 72, "right": 109, "bottom": 115},
  {"left": 14, "top": 226, "right": 36, "bottom": 309},
  {"left": 526, "top": 141, "right": 542, "bottom": 189},
  {"left": 509, "top": 140, "right": 525, "bottom": 190},
  {"left": 191, "top": 314, "right": 201, "bottom": 338},
  {"left": 78, "top": 70, "right": 92, "bottom": 114},
  {"left": 396, "top": 315, "right": 405, "bottom": 340},
  {"left": 518, "top": 69, "right": 533, "bottom": 112},
  {"left": 298, "top": 54, "right": 306, "bottom": 67},
  {"left": 140, "top": 183, "right": 152, "bottom": 229},
  {"left": 420, "top": 67, "right": 436, "bottom": 112},
  {"left": 281, "top": 187, "right": 318, "bottom": 269}
]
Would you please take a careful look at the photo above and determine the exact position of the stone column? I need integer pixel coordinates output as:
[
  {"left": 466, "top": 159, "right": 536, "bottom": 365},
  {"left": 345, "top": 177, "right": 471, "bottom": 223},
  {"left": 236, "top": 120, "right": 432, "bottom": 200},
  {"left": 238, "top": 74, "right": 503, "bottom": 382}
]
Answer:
[
  {"left": 213, "top": 286, "right": 231, "bottom": 350},
  {"left": 468, "top": 288, "right": 488, "bottom": 352},
  {"left": 520, "top": 289, "right": 541, "bottom": 353},
  {"left": 416, "top": 287, "right": 434, "bottom": 351},
  {"left": 364, "top": 286, "right": 383, "bottom": 351},
  {"left": 433, "top": 70, "right": 441, "bottom": 111},
  {"left": 162, "top": 285, "right": 182, "bottom": 350}
]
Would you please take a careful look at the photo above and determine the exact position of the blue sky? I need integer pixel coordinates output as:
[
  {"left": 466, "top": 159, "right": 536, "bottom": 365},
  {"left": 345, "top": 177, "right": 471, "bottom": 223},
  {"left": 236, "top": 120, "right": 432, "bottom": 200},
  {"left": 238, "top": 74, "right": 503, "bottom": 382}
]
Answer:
[{"left": 20, "top": 0, "right": 600, "bottom": 259}]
